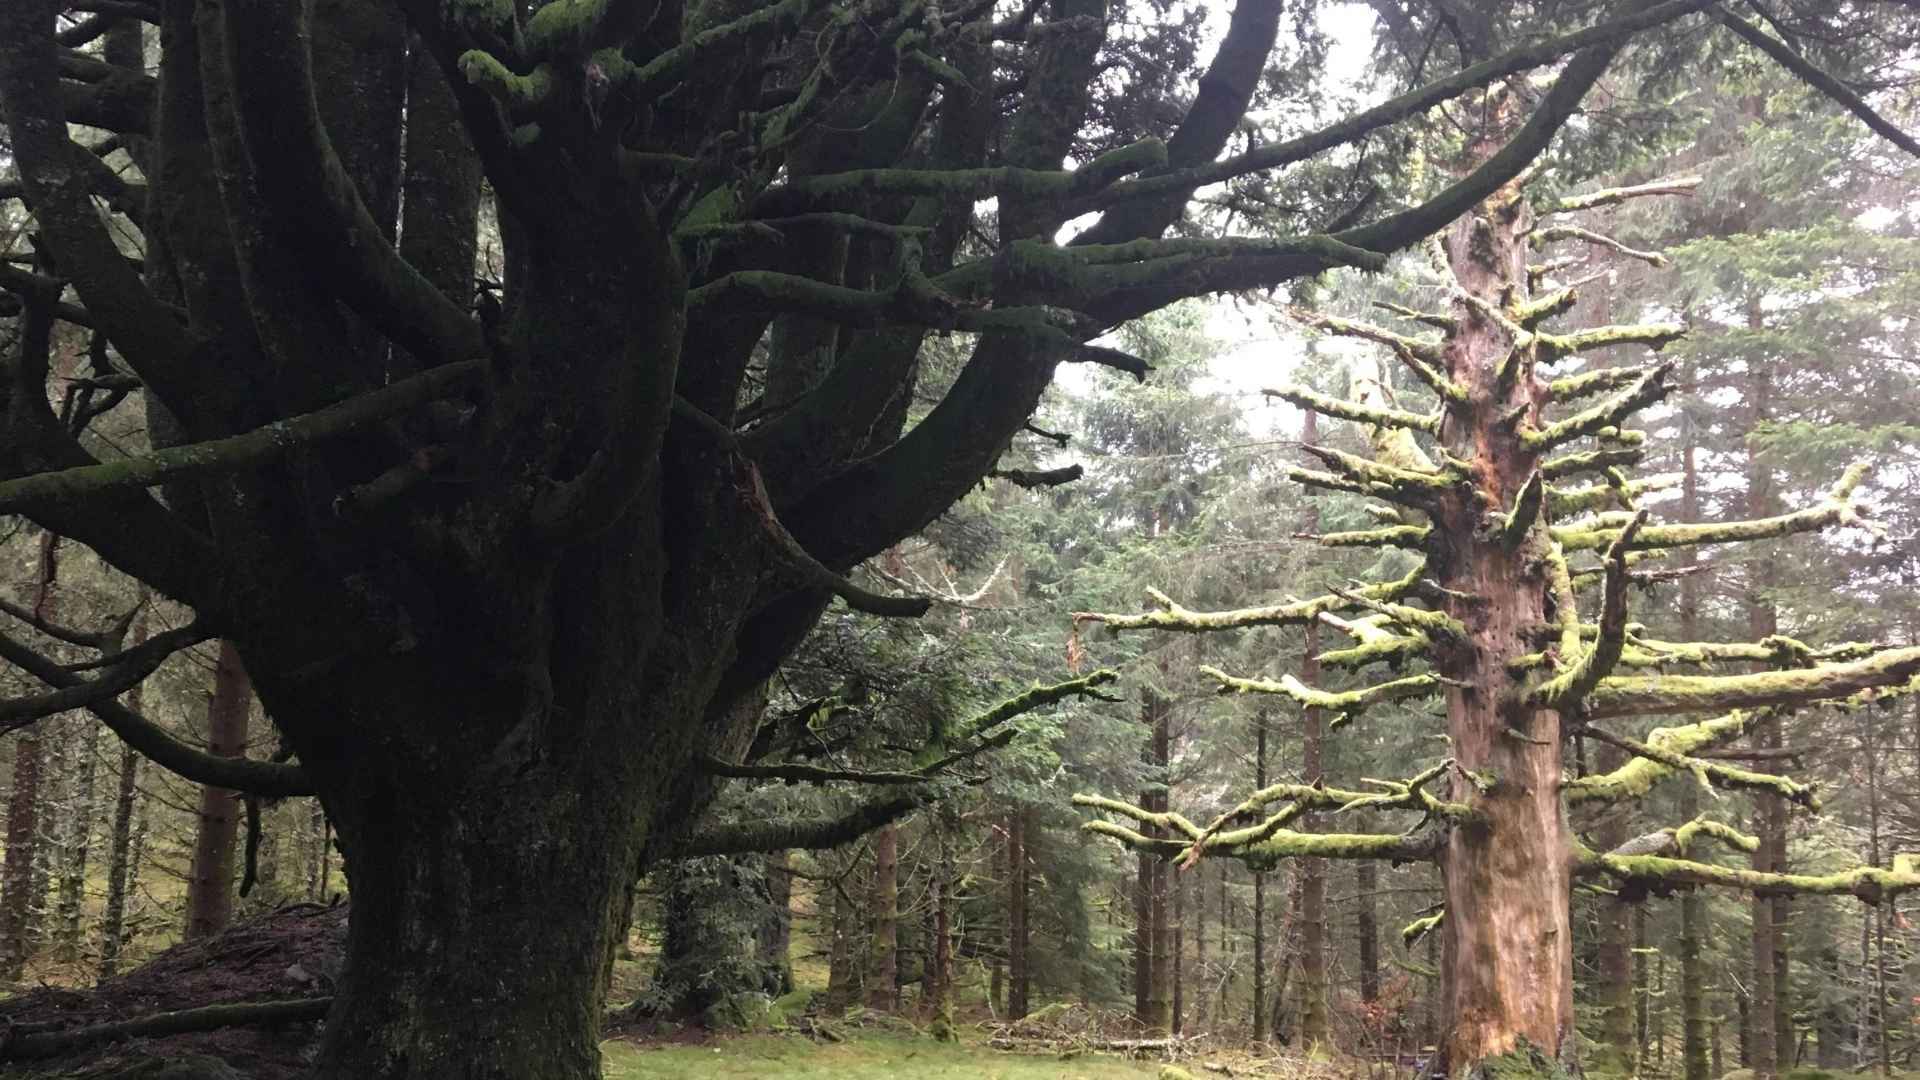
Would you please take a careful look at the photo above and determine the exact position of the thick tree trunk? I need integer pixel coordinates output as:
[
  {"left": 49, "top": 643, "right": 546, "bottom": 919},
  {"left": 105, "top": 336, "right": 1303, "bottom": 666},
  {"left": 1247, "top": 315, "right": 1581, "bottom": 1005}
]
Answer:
[
  {"left": 867, "top": 823, "right": 899, "bottom": 1012},
  {"left": 184, "top": 640, "right": 251, "bottom": 941},
  {"left": 1173, "top": 858, "right": 1185, "bottom": 1034},
  {"left": 309, "top": 779, "right": 639, "bottom": 1076},
  {"left": 1428, "top": 162, "right": 1575, "bottom": 1075}
]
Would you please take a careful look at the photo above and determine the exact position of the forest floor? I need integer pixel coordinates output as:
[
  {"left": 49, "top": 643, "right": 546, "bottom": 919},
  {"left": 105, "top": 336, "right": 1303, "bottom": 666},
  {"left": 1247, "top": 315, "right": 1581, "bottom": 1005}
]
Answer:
[{"left": 601, "top": 1031, "right": 1168, "bottom": 1079}]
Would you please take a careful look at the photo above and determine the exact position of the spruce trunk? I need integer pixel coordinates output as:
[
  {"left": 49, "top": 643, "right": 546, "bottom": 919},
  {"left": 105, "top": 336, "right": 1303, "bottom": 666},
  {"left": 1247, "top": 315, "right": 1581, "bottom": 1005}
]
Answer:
[
  {"left": 184, "top": 640, "right": 251, "bottom": 941},
  {"left": 1427, "top": 166, "right": 1576, "bottom": 1075}
]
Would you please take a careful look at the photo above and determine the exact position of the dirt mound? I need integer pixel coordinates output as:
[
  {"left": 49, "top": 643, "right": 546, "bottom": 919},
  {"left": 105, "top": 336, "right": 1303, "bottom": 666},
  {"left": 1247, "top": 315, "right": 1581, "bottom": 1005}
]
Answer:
[{"left": 0, "top": 902, "right": 347, "bottom": 1079}]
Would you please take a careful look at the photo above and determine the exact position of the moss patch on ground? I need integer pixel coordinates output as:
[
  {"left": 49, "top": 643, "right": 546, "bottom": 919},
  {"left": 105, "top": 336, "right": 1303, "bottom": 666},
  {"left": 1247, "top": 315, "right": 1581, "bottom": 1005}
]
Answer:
[{"left": 602, "top": 1032, "right": 1166, "bottom": 1080}]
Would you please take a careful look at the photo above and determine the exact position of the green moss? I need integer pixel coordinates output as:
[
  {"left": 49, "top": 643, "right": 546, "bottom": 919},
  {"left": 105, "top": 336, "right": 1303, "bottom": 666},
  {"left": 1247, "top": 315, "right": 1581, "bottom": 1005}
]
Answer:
[
  {"left": 1468, "top": 1038, "right": 1575, "bottom": 1080},
  {"left": 458, "top": 50, "right": 554, "bottom": 109},
  {"left": 524, "top": 0, "right": 610, "bottom": 55}
]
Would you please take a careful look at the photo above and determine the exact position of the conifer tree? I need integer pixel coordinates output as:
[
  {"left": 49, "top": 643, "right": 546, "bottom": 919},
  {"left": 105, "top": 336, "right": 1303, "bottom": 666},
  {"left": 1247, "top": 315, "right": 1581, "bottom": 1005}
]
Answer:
[{"left": 1073, "top": 160, "right": 1920, "bottom": 1076}]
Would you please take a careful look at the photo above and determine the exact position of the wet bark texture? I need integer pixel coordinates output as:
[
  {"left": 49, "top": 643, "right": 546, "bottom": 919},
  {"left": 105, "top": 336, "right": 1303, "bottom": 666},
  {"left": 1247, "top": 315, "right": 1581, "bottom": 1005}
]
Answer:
[{"left": 1429, "top": 140, "right": 1575, "bottom": 1075}]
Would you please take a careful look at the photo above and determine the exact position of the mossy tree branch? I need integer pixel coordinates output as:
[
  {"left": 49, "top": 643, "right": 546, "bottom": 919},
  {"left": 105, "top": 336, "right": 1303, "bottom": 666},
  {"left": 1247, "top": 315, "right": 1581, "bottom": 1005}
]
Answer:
[
  {"left": 1554, "top": 462, "right": 1872, "bottom": 553},
  {"left": 0, "top": 360, "right": 487, "bottom": 514},
  {"left": 1532, "top": 511, "right": 1645, "bottom": 708},
  {"left": 1584, "top": 648, "right": 1920, "bottom": 720},
  {"left": 1578, "top": 723, "right": 1818, "bottom": 808},
  {"left": 1522, "top": 363, "right": 1674, "bottom": 451},
  {"left": 0, "top": 629, "right": 313, "bottom": 797},
  {"left": 0, "top": 620, "right": 211, "bottom": 730},
  {"left": 1552, "top": 176, "right": 1702, "bottom": 212},
  {"left": 1072, "top": 566, "right": 1422, "bottom": 633},
  {"left": 1262, "top": 384, "right": 1440, "bottom": 434},
  {"left": 1530, "top": 223, "right": 1670, "bottom": 267},
  {"left": 1200, "top": 665, "right": 1458, "bottom": 723},
  {"left": 1577, "top": 847, "right": 1920, "bottom": 904}
]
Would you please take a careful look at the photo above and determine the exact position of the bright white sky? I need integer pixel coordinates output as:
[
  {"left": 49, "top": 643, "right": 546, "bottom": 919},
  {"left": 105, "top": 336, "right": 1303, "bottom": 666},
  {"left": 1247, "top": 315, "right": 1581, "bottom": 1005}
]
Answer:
[{"left": 1057, "top": 2, "right": 1384, "bottom": 438}]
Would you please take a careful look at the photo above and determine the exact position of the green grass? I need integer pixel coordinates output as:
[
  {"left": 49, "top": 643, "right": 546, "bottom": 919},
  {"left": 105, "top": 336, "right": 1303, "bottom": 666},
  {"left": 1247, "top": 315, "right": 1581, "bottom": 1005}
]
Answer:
[{"left": 602, "top": 1032, "right": 1166, "bottom": 1080}]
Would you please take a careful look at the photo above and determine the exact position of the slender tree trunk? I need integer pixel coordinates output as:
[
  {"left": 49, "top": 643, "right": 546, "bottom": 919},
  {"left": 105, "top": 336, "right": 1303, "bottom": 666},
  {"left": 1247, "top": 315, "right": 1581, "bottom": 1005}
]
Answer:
[
  {"left": 826, "top": 881, "right": 857, "bottom": 1010},
  {"left": 867, "top": 823, "right": 899, "bottom": 1012},
  {"left": 1357, "top": 857, "right": 1379, "bottom": 1004},
  {"left": 97, "top": 741, "right": 140, "bottom": 980},
  {"left": 929, "top": 837, "right": 953, "bottom": 1034},
  {"left": 53, "top": 719, "right": 99, "bottom": 962},
  {"left": 1273, "top": 865, "right": 1301, "bottom": 1044},
  {"left": 1865, "top": 704, "right": 1890, "bottom": 1075},
  {"left": 1633, "top": 904, "right": 1650, "bottom": 1073},
  {"left": 309, "top": 807, "right": 331, "bottom": 901},
  {"left": 1253, "top": 709, "right": 1268, "bottom": 1042},
  {"left": 1, "top": 532, "right": 61, "bottom": 980},
  {"left": 759, "top": 849, "right": 794, "bottom": 996},
  {"left": 1193, "top": 863, "right": 1208, "bottom": 1028},
  {"left": 1679, "top": 406, "right": 1711, "bottom": 1080},
  {"left": 1296, "top": 410, "right": 1330, "bottom": 1050},
  {"left": 1135, "top": 843, "right": 1152, "bottom": 1022},
  {"left": 1173, "top": 858, "right": 1185, "bottom": 1034},
  {"left": 1006, "top": 811, "right": 1028, "bottom": 1020},
  {"left": 1592, "top": 751, "right": 1636, "bottom": 1073},
  {"left": 1746, "top": 339, "right": 1785, "bottom": 1080},
  {"left": 1147, "top": 695, "right": 1174, "bottom": 1034},
  {"left": 184, "top": 640, "right": 252, "bottom": 941}
]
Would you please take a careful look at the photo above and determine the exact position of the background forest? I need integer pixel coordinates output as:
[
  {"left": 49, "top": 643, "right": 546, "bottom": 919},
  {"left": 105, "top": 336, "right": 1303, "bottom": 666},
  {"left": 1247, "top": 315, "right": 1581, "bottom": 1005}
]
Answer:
[{"left": 4, "top": 1, "right": 1920, "bottom": 1078}]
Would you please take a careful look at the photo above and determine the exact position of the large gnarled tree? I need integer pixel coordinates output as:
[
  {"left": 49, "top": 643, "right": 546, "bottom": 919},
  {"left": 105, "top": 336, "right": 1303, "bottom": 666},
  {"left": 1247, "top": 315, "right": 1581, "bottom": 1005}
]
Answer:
[{"left": 1, "top": 0, "right": 1915, "bottom": 1076}]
